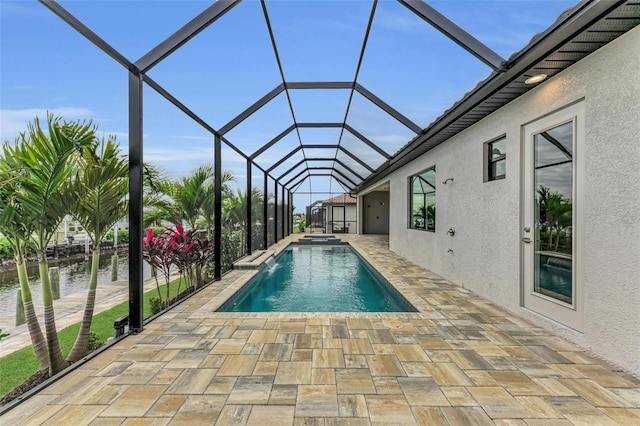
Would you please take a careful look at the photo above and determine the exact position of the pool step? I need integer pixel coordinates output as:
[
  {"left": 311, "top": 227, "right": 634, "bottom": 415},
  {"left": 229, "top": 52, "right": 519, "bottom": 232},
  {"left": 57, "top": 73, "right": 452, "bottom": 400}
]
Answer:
[{"left": 297, "top": 235, "right": 343, "bottom": 245}]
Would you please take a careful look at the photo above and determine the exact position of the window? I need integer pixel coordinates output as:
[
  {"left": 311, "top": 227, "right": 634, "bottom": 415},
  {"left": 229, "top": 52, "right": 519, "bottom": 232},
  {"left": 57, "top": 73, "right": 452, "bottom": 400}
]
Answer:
[
  {"left": 409, "top": 167, "right": 436, "bottom": 231},
  {"left": 485, "top": 136, "right": 506, "bottom": 181}
]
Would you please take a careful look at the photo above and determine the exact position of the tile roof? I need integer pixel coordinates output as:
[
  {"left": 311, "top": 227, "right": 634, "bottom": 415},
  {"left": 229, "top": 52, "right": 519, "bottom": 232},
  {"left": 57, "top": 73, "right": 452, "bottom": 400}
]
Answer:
[{"left": 323, "top": 194, "right": 356, "bottom": 204}]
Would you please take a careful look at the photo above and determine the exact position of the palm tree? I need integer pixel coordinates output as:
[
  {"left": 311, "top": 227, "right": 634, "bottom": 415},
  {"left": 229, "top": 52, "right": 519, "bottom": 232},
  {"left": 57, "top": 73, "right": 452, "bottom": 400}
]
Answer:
[
  {"left": 6, "top": 113, "right": 94, "bottom": 374},
  {"left": 222, "top": 189, "right": 248, "bottom": 253},
  {"left": 549, "top": 197, "right": 572, "bottom": 252},
  {"left": 537, "top": 185, "right": 552, "bottom": 249},
  {"left": 222, "top": 187, "right": 264, "bottom": 252},
  {"left": 144, "top": 165, "right": 212, "bottom": 229},
  {"left": 223, "top": 189, "right": 247, "bottom": 229},
  {"left": 201, "top": 170, "right": 234, "bottom": 238},
  {"left": 145, "top": 165, "right": 234, "bottom": 234},
  {"left": 0, "top": 160, "right": 49, "bottom": 370},
  {"left": 66, "top": 136, "right": 128, "bottom": 362},
  {"left": 537, "top": 185, "right": 569, "bottom": 251}
]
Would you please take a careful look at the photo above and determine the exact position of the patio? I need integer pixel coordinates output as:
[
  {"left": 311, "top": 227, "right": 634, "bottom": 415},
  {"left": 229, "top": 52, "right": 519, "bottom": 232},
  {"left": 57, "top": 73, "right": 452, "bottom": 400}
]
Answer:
[
  {"left": 1, "top": 1, "right": 639, "bottom": 422},
  {"left": 2, "top": 235, "right": 638, "bottom": 425}
]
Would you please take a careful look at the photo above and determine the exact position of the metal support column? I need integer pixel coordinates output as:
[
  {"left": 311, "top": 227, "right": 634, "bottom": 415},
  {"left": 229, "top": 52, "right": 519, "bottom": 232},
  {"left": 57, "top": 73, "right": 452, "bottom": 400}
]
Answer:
[
  {"left": 274, "top": 182, "right": 279, "bottom": 243},
  {"left": 246, "top": 160, "right": 252, "bottom": 255},
  {"left": 281, "top": 184, "right": 285, "bottom": 240},
  {"left": 128, "top": 71, "right": 144, "bottom": 333},
  {"left": 285, "top": 190, "right": 290, "bottom": 236},
  {"left": 285, "top": 189, "right": 289, "bottom": 236},
  {"left": 214, "top": 134, "right": 222, "bottom": 279},
  {"left": 263, "top": 172, "right": 268, "bottom": 249},
  {"left": 289, "top": 191, "right": 293, "bottom": 236}
]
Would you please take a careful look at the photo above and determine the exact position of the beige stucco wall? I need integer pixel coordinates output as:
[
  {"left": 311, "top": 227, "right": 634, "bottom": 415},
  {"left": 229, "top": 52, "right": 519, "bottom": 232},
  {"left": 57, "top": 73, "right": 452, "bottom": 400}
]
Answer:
[
  {"left": 361, "top": 26, "right": 640, "bottom": 375},
  {"left": 324, "top": 204, "right": 357, "bottom": 234},
  {"left": 361, "top": 191, "right": 390, "bottom": 234}
]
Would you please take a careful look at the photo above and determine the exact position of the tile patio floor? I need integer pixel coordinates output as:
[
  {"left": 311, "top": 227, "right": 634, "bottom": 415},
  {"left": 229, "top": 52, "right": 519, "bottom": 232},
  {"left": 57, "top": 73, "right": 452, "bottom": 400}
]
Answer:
[{"left": 1, "top": 234, "right": 639, "bottom": 425}]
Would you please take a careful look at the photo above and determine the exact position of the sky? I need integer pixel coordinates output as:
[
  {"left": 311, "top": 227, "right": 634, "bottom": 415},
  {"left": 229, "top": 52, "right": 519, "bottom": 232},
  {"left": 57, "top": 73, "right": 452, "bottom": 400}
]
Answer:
[{"left": 0, "top": 0, "right": 577, "bottom": 213}]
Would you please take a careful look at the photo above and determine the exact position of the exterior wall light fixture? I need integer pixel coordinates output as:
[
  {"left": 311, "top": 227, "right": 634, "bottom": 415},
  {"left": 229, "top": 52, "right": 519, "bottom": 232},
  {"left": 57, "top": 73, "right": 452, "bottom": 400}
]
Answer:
[{"left": 525, "top": 74, "right": 547, "bottom": 85}]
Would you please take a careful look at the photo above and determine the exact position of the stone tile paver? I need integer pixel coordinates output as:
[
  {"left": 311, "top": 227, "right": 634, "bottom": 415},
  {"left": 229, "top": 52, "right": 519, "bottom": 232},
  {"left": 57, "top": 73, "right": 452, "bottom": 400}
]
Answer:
[
  {"left": 296, "top": 385, "right": 339, "bottom": 417},
  {"left": 1, "top": 235, "right": 639, "bottom": 425}
]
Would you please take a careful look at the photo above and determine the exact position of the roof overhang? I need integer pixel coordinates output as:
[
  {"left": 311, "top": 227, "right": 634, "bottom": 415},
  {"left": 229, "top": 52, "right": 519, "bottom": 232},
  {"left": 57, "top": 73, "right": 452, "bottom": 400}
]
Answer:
[{"left": 356, "top": 0, "right": 638, "bottom": 192}]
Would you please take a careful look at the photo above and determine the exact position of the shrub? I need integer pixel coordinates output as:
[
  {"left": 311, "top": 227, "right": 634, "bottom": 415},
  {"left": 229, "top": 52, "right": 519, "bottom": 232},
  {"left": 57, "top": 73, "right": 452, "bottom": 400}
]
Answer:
[
  {"left": 295, "top": 219, "right": 306, "bottom": 233},
  {"left": 251, "top": 223, "right": 265, "bottom": 251},
  {"left": 0, "top": 237, "right": 13, "bottom": 260},
  {"left": 112, "top": 230, "right": 129, "bottom": 245},
  {"left": 86, "top": 331, "right": 105, "bottom": 352},
  {"left": 221, "top": 230, "right": 243, "bottom": 273},
  {"left": 149, "top": 297, "right": 165, "bottom": 315}
]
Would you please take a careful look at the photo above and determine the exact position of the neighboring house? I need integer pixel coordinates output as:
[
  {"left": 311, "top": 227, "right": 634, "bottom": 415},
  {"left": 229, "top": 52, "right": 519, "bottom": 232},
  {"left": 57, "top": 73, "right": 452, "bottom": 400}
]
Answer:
[
  {"left": 55, "top": 215, "right": 129, "bottom": 245},
  {"left": 323, "top": 194, "right": 356, "bottom": 234},
  {"left": 305, "top": 200, "right": 324, "bottom": 232},
  {"left": 357, "top": 23, "right": 640, "bottom": 375},
  {"left": 306, "top": 194, "right": 357, "bottom": 234}
]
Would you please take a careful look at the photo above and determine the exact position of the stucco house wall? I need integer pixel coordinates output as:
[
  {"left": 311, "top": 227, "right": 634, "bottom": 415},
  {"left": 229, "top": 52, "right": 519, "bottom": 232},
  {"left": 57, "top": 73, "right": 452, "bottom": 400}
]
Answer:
[
  {"left": 325, "top": 203, "right": 357, "bottom": 234},
  {"left": 362, "top": 26, "right": 640, "bottom": 375},
  {"left": 361, "top": 191, "right": 390, "bottom": 234}
]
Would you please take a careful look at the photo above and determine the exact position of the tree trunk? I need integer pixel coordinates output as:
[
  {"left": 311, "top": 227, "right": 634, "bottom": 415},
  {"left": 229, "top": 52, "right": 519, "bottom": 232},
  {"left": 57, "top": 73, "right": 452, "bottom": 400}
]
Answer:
[
  {"left": 16, "top": 257, "right": 49, "bottom": 371},
  {"left": 165, "top": 269, "right": 171, "bottom": 305},
  {"left": 153, "top": 268, "right": 163, "bottom": 301},
  {"left": 38, "top": 255, "right": 68, "bottom": 375},
  {"left": 194, "top": 266, "right": 202, "bottom": 288},
  {"left": 67, "top": 249, "right": 100, "bottom": 362}
]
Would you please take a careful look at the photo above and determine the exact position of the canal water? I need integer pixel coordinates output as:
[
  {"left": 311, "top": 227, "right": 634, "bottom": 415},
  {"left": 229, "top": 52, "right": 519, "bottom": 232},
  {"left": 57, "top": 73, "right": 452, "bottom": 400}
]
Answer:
[{"left": 0, "top": 254, "right": 151, "bottom": 319}]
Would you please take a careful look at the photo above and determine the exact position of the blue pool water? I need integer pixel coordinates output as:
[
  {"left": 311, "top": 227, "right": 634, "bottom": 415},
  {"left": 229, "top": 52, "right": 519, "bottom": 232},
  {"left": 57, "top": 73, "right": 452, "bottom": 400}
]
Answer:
[{"left": 219, "top": 245, "right": 416, "bottom": 312}]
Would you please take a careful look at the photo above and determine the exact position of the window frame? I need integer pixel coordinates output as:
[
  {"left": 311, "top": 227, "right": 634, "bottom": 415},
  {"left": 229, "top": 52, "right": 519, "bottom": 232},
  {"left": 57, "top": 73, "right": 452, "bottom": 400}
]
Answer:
[
  {"left": 408, "top": 166, "right": 436, "bottom": 232},
  {"left": 484, "top": 135, "right": 506, "bottom": 182}
]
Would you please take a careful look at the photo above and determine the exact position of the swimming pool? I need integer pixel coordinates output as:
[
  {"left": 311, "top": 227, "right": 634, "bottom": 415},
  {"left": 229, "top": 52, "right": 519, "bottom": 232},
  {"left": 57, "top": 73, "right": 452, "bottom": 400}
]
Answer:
[{"left": 218, "top": 245, "right": 416, "bottom": 312}]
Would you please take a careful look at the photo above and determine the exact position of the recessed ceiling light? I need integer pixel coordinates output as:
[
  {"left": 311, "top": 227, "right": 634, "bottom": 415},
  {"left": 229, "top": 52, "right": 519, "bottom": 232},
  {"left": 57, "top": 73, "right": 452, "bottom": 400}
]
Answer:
[{"left": 525, "top": 74, "right": 548, "bottom": 85}]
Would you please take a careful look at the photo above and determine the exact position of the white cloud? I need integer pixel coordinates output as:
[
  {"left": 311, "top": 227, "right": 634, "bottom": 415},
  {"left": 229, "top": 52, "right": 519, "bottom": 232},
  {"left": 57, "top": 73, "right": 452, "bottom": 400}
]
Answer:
[
  {"left": 0, "top": 107, "right": 94, "bottom": 141},
  {"left": 98, "top": 131, "right": 130, "bottom": 142},
  {"left": 374, "top": 13, "right": 426, "bottom": 34},
  {"left": 144, "top": 146, "right": 215, "bottom": 164},
  {"left": 365, "top": 134, "right": 409, "bottom": 155}
]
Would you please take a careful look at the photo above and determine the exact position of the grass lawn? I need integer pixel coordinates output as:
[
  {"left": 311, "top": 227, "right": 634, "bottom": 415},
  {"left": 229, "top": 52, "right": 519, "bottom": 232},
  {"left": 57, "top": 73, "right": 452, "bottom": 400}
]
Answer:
[{"left": 0, "top": 277, "right": 188, "bottom": 397}]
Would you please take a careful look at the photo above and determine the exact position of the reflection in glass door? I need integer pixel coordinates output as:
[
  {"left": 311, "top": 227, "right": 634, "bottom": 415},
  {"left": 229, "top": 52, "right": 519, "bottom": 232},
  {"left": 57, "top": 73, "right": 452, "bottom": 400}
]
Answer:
[
  {"left": 534, "top": 121, "right": 574, "bottom": 305},
  {"left": 523, "top": 102, "right": 584, "bottom": 331}
]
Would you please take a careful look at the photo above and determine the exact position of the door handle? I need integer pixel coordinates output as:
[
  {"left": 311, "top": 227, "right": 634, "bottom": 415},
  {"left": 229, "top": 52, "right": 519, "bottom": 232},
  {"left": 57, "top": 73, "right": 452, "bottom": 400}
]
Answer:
[{"left": 522, "top": 237, "right": 531, "bottom": 243}]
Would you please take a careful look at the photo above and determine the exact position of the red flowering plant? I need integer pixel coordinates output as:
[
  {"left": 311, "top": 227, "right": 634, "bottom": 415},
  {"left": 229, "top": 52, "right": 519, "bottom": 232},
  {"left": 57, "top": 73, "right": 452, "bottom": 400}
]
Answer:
[
  {"left": 166, "top": 224, "right": 192, "bottom": 296},
  {"left": 167, "top": 224, "right": 215, "bottom": 293},
  {"left": 142, "top": 227, "right": 174, "bottom": 307},
  {"left": 143, "top": 224, "right": 216, "bottom": 312}
]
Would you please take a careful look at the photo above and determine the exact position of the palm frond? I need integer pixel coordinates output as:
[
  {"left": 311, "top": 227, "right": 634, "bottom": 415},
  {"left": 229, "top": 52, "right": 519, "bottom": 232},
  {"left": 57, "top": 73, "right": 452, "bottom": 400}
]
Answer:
[
  {"left": 69, "top": 136, "right": 128, "bottom": 244},
  {"left": 6, "top": 113, "right": 96, "bottom": 249}
]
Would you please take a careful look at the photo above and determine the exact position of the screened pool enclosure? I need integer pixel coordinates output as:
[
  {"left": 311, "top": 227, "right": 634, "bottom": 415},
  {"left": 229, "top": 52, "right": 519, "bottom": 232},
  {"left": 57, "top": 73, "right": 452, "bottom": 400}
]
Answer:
[{"left": 29, "top": 0, "right": 637, "bottom": 332}]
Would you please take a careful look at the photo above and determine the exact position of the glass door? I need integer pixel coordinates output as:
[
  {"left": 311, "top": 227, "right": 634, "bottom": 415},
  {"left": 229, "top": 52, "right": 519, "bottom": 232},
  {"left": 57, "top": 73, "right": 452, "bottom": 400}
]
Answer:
[
  {"left": 523, "top": 103, "right": 584, "bottom": 331},
  {"left": 332, "top": 206, "right": 346, "bottom": 233}
]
